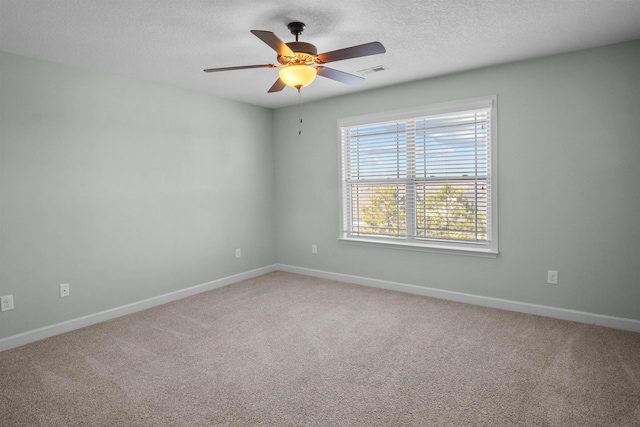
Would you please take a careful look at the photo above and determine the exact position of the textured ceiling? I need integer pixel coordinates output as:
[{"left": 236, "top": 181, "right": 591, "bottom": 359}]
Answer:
[{"left": 1, "top": 0, "right": 640, "bottom": 109}]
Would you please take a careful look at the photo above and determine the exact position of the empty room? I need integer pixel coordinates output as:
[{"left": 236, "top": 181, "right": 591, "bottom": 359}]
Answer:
[{"left": 1, "top": 1, "right": 639, "bottom": 425}]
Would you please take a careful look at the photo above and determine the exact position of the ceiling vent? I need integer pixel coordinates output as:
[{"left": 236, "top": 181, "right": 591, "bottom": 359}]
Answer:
[{"left": 358, "top": 65, "right": 388, "bottom": 75}]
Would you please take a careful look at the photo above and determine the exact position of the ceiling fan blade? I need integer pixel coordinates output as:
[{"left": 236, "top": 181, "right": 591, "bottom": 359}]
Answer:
[
  {"left": 204, "top": 64, "right": 277, "bottom": 72},
  {"left": 316, "top": 66, "right": 364, "bottom": 86},
  {"left": 317, "top": 41, "right": 386, "bottom": 64},
  {"left": 268, "top": 78, "right": 286, "bottom": 93},
  {"left": 250, "top": 30, "right": 295, "bottom": 57}
]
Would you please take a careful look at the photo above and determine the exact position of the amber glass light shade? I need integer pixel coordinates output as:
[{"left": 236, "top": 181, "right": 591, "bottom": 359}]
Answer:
[{"left": 279, "top": 65, "right": 317, "bottom": 89}]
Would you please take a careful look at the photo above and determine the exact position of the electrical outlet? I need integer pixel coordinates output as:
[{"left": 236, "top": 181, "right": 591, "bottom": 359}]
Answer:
[
  {"left": 547, "top": 270, "right": 558, "bottom": 285},
  {"left": 312, "top": 244, "right": 318, "bottom": 254},
  {"left": 235, "top": 248, "right": 241, "bottom": 258},
  {"left": 60, "top": 283, "right": 70, "bottom": 297},
  {"left": 1, "top": 295, "right": 14, "bottom": 312}
]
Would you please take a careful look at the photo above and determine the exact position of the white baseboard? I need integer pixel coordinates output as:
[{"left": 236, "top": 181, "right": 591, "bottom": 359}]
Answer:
[
  {"left": 3, "top": 263, "right": 637, "bottom": 352},
  {"left": 277, "top": 264, "right": 640, "bottom": 333},
  {"left": 0, "top": 265, "right": 277, "bottom": 352}
]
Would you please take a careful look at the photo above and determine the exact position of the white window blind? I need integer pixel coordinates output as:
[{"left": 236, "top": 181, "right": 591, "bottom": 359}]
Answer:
[{"left": 339, "top": 96, "right": 498, "bottom": 257}]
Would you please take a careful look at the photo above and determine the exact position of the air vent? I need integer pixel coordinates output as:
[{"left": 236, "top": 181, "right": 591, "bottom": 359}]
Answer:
[{"left": 357, "top": 65, "right": 388, "bottom": 75}]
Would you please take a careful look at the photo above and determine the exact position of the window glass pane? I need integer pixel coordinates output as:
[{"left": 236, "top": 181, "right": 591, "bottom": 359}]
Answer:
[
  {"left": 349, "top": 184, "right": 406, "bottom": 238},
  {"left": 415, "top": 181, "right": 487, "bottom": 242},
  {"left": 348, "top": 123, "right": 407, "bottom": 179},
  {"left": 415, "top": 111, "right": 489, "bottom": 178}
]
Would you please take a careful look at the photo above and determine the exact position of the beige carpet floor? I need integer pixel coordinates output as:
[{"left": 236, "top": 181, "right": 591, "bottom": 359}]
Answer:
[{"left": 1, "top": 271, "right": 639, "bottom": 426}]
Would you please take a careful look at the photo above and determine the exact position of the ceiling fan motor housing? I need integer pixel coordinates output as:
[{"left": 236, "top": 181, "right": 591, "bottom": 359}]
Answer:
[{"left": 278, "top": 41, "right": 318, "bottom": 65}]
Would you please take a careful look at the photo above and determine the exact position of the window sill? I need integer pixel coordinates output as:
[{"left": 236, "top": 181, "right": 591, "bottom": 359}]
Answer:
[{"left": 338, "top": 237, "right": 499, "bottom": 258}]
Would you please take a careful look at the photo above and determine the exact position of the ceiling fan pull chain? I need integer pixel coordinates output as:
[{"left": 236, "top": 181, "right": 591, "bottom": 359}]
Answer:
[{"left": 298, "top": 90, "right": 303, "bottom": 136}]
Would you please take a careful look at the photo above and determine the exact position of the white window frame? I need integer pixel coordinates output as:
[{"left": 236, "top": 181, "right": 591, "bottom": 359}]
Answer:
[{"left": 338, "top": 95, "right": 498, "bottom": 258}]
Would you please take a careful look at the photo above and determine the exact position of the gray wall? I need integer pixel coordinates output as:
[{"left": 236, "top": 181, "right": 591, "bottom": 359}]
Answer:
[
  {"left": 2, "top": 40, "right": 639, "bottom": 340},
  {"left": 274, "top": 40, "right": 640, "bottom": 321},
  {"left": 0, "top": 52, "right": 276, "bottom": 338}
]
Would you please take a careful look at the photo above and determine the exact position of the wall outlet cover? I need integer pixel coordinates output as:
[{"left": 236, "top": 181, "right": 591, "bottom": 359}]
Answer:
[{"left": 1, "top": 295, "right": 14, "bottom": 311}]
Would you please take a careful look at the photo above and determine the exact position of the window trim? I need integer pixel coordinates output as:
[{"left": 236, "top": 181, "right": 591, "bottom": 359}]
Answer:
[{"left": 337, "top": 95, "right": 498, "bottom": 258}]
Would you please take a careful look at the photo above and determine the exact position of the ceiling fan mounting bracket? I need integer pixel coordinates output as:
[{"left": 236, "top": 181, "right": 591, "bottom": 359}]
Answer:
[{"left": 287, "top": 22, "right": 306, "bottom": 40}]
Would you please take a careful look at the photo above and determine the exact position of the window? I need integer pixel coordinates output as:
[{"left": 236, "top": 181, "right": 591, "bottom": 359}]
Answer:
[{"left": 338, "top": 96, "right": 498, "bottom": 257}]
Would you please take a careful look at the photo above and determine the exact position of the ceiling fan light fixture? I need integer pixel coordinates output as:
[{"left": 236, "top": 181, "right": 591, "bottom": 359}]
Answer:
[
  {"left": 204, "top": 23, "right": 386, "bottom": 94},
  {"left": 279, "top": 65, "right": 317, "bottom": 90}
]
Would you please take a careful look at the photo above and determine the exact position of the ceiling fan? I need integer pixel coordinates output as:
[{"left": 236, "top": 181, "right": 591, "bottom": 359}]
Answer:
[{"left": 204, "top": 22, "right": 386, "bottom": 93}]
